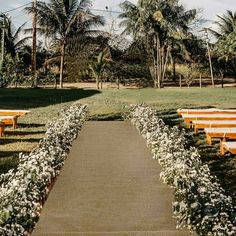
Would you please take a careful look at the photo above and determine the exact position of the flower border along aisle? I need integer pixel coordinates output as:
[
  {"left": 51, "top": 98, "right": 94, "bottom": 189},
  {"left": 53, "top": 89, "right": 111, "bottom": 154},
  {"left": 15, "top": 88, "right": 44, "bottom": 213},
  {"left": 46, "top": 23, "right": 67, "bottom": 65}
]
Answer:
[
  {"left": 0, "top": 103, "right": 87, "bottom": 235},
  {"left": 130, "top": 105, "right": 236, "bottom": 236}
]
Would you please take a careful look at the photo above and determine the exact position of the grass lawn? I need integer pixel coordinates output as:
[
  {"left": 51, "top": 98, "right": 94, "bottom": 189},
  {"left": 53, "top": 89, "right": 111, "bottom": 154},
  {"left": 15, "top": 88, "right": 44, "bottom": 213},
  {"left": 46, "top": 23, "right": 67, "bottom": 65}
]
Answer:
[{"left": 0, "top": 86, "right": 236, "bottom": 203}]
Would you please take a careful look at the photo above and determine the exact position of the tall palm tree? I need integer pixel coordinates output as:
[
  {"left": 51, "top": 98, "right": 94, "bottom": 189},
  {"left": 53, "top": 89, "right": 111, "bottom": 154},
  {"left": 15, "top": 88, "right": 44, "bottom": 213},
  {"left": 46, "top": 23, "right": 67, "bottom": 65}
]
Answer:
[
  {"left": 119, "top": 0, "right": 196, "bottom": 88},
  {"left": 25, "top": 0, "right": 105, "bottom": 88}
]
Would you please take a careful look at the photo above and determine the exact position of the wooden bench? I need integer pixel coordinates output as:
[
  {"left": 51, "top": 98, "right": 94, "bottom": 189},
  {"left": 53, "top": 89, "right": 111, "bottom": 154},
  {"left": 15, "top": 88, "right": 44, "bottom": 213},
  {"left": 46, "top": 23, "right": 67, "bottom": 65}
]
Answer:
[
  {"left": 177, "top": 108, "right": 236, "bottom": 116},
  {"left": 0, "top": 109, "right": 30, "bottom": 116},
  {"left": 204, "top": 128, "right": 236, "bottom": 145},
  {"left": 182, "top": 114, "right": 236, "bottom": 128},
  {"left": 0, "top": 110, "right": 30, "bottom": 129},
  {"left": 0, "top": 122, "right": 5, "bottom": 137},
  {"left": 0, "top": 116, "right": 17, "bottom": 129},
  {"left": 220, "top": 141, "right": 236, "bottom": 155},
  {"left": 192, "top": 120, "right": 236, "bottom": 133}
]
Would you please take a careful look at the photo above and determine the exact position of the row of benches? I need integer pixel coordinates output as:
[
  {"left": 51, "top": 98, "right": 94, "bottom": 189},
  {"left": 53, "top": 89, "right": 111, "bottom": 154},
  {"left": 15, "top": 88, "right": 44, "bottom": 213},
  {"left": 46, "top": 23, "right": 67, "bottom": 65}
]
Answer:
[
  {"left": 0, "top": 110, "right": 31, "bottom": 136},
  {"left": 178, "top": 108, "right": 236, "bottom": 156}
]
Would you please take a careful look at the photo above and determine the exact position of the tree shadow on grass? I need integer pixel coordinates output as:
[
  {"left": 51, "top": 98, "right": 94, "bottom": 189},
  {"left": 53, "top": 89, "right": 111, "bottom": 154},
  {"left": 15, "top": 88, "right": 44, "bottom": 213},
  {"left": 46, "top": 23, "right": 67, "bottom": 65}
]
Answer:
[
  {"left": 0, "top": 88, "right": 101, "bottom": 109},
  {"left": 0, "top": 152, "right": 28, "bottom": 175},
  {"left": 205, "top": 155, "right": 236, "bottom": 204},
  {"left": 0, "top": 151, "right": 28, "bottom": 158},
  {"left": 185, "top": 129, "right": 236, "bottom": 205},
  {"left": 0, "top": 138, "right": 42, "bottom": 145},
  {"left": 17, "top": 123, "right": 45, "bottom": 128},
  {"left": 6, "top": 130, "right": 45, "bottom": 136}
]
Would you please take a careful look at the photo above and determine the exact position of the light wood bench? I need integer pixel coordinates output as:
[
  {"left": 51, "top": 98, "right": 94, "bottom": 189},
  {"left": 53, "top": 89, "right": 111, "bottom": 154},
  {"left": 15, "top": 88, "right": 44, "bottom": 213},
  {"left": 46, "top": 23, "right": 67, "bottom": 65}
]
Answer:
[
  {"left": 177, "top": 108, "right": 236, "bottom": 116},
  {"left": 0, "top": 122, "right": 5, "bottom": 137},
  {"left": 0, "top": 109, "right": 30, "bottom": 116},
  {"left": 204, "top": 128, "right": 236, "bottom": 145},
  {"left": 182, "top": 114, "right": 236, "bottom": 128},
  {"left": 193, "top": 120, "right": 236, "bottom": 133},
  {"left": 220, "top": 141, "right": 236, "bottom": 155},
  {"left": 0, "top": 116, "right": 17, "bottom": 129},
  {"left": 0, "top": 110, "right": 30, "bottom": 129}
]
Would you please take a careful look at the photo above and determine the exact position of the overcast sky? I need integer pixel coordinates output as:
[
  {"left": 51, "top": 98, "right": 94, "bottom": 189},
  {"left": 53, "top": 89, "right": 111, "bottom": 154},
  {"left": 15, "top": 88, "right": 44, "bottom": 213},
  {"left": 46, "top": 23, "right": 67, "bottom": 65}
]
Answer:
[{"left": 1, "top": 0, "right": 236, "bottom": 31}]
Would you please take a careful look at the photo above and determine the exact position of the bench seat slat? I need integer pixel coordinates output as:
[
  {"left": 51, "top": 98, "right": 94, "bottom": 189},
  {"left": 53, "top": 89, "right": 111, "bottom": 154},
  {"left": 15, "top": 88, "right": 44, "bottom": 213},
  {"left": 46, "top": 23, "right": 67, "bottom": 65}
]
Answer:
[
  {"left": 178, "top": 108, "right": 236, "bottom": 115},
  {"left": 0, "top": 110, "right": 30, "bottom": 116}
]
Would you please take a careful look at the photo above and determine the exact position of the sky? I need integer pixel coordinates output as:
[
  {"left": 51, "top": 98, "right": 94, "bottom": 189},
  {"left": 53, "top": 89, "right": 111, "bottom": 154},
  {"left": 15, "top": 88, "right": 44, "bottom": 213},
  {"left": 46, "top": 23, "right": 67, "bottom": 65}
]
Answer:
[{"left": 1, "top": 0, "right": 236, "bottom": 34}]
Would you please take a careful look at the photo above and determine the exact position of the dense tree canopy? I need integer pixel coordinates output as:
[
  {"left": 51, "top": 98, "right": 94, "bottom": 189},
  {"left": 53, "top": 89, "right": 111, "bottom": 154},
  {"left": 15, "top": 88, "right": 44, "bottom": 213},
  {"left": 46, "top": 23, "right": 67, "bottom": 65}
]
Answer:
[
  {"left": 119, "top": 0, "right": 197, "bottom": 88},
  {"left": 25, "top": 0, "right": 105, "bottom": 88}
]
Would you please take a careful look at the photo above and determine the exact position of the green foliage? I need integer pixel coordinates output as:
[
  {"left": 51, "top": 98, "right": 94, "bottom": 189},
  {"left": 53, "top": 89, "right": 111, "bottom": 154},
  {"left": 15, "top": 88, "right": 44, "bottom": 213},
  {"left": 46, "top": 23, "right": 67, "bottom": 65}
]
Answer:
[
  {"left": 0, "top": 14, "right": 30, "bottom": 58},
  {"left": 119, "top": 0, "right": 197, "bottom": 88},
  {"left": 209, "top": 10, "right": 236, "bottom": 39},
  {"left": 89, "top": 47, "right": 111, "bottom": 88},
  {"left": 66, "top": 35, "right": 110, "bottom": 82},
  {"left": 213, "top": 32, "right": 236, "bottom": 61},
  {"left": 104, "top": 40, "right": 152, "bottom": 87},
  {"left": 0, "top": 54, "right": 25, "bottom": 88},
  {"left": 175, "top": 64, "right": 200, "bottom": 87},
  {"left": 210, "top": 10, "right": 236, "bottom": 75},
  {"left": 25, "top": 0, "right": 105, "bottom": 87},
  {"left": 89, "top": 48, "right": 111, "bottom": 78}
]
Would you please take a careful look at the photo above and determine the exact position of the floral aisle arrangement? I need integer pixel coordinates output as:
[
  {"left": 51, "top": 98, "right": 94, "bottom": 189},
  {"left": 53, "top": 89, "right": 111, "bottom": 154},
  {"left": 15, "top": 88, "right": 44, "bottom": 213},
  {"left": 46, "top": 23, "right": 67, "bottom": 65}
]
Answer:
[
  {"left": 130, "top": 104, "right": 236, "bottom": 236},
  {"left": 0, "top": 103, "right": 87, "bottom": 235}
]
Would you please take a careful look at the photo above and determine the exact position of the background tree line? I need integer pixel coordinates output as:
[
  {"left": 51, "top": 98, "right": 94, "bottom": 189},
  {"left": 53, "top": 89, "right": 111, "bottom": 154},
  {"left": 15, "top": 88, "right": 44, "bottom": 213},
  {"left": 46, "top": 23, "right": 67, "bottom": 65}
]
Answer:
[{"left": 0, "top": 0, "right": 235, "bottom": 89}]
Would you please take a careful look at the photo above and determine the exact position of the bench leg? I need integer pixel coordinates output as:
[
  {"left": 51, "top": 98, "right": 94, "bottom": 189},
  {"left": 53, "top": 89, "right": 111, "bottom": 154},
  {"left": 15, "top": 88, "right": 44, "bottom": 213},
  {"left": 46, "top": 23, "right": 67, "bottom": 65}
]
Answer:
[
  {"left": 194, "top": 125, "right": 198, "bottom": 134},
  {"left": 13, "top": 118, "right": 17, "bottom": 129},
  {"left": 0, "top": 126, "right": 5, "bottom": 137},
  {"left": 220, "top": 146, "right": 225, "bottom": 156},
  {"left": 220, "top": 139, "right": 226, "bottom": 156},
  {"left": 206, "top": 134, "right": 212, "bottom": 145}
]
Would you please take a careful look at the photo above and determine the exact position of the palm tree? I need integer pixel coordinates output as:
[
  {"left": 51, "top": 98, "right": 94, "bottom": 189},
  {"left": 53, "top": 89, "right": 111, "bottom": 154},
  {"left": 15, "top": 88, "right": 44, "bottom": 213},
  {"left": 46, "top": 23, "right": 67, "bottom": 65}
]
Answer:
[
  {"left": 0, "top": 15, "right": 30, "bottom": 60},
  {"left": 209, "top": 10, "right": 236, "bottom": 39},
  {"left": 25, "top": 0, "right": 105, "bottom": 88},
  {"left": 89, "top": 47, "right": 111, "bottom": 89},
  {"left": 119, "top": 0, "right": 196, "bottom": 88},
  {"left": 210, "top": 11, "right": 236, "bottom": 75}
]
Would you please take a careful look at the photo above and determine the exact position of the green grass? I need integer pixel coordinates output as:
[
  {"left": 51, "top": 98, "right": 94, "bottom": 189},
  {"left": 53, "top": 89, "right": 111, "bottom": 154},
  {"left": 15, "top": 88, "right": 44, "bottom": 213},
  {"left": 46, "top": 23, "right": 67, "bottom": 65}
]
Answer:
[
  {"left": 0, "top": 88, "right": 101, "bottom": 174},
  {"left": 78, "top": 87, "right": 236, "bottom": 117},
  {"left": 0, "top": 86, "right": 236, "bottom": 204},
  {"left": 0, "top": 88, "right": 100, "bottom": 109}
]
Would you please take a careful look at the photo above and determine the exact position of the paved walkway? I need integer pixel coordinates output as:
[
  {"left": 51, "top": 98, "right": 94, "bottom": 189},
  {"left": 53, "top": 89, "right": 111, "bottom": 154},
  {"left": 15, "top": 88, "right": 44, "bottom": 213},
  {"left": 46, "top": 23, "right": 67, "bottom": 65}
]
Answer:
[{"left": 32, "top": 121, "right": 192, "bottom": 236}]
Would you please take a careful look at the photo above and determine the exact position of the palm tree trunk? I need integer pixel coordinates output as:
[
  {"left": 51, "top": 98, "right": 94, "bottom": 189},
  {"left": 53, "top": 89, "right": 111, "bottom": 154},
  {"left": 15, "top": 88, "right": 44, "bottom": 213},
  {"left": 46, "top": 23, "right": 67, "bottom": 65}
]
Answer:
[
  {"left": 59, "top": 43, "right": 66, "bottom": 89},
  {"left": 96, "top": 76, "right": 99, "bottom": 89},
  {"left": 172, "top": 58, "right": 176, "bottom": 81},
  {"left": 145, "top": 35, "right": 156, "bottom": 88},
  {"left": 157, "top": 36, "right": 162, "bottom": 89},
  {"left": 162, "top": 45, "right": 170, "bottom": 85},
  {"left": 31, "top": 0, "right": 37, "bottom": 88}
]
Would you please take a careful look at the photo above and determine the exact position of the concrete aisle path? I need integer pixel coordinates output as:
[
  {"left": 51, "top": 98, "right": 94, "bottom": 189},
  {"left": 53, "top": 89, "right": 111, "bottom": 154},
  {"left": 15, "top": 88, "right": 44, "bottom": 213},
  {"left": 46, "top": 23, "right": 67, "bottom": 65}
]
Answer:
[{"left": 32, "top": 121, "right": 192, "bottom": 236}]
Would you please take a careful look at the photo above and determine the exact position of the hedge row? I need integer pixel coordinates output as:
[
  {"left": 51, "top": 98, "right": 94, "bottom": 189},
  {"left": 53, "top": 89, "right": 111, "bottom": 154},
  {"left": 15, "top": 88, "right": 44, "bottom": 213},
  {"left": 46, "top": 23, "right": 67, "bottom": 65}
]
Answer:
[
  {"left": 130, "top": 104, "right": 236, "bottom": 236},
  {"left": 0, "top": 103, "right": 87, "bottom": 235}
]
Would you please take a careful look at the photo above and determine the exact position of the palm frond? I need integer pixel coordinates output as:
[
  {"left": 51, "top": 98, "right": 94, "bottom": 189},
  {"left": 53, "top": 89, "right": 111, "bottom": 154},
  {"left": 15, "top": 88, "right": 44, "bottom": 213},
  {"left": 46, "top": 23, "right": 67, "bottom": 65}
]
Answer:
[{"left": 14, "top": 37, "right": 32, "bottom": 50}]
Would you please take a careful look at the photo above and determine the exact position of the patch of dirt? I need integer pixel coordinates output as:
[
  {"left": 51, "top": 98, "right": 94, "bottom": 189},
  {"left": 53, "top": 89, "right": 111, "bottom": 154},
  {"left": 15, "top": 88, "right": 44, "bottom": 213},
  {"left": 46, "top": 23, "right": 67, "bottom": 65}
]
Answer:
[{"left": 63, "top": 82, "right": 137, "bottom": 89}]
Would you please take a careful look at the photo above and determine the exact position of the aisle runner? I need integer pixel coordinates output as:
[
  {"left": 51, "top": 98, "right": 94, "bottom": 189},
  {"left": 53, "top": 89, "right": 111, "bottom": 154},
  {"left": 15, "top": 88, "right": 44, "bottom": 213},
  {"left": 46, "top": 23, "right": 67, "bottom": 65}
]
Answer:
[{"left": 32, "top": 121, "right": 193, "bottom": 236}]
